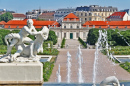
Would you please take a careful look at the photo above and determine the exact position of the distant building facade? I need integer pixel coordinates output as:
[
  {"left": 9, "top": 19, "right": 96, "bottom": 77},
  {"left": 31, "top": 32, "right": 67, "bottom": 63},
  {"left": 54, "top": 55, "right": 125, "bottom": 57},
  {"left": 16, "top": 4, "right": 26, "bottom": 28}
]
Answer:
[
  {"left": 12, "top": 13, "right": 26, "bottom": 20},
  {"left": 0, "top": 9, "right": 15, "bottom": 15},
  {"left": 106, "top": 12, "right": 130, "bottom": 21},
  {"left": 38, "top": 12, "right": 55, "bottom": 21},
  {"left": 54, "top": 8, "right": 76, "bottom": 21},
  {"left": 51, "top": 13, "right": 89, "bottom": 40},
  {"left": 75, "top": 5, "right": 118, "bottom": 23},
  {"left": 26, "top": 9, "right": 42, "bottom": 19}
]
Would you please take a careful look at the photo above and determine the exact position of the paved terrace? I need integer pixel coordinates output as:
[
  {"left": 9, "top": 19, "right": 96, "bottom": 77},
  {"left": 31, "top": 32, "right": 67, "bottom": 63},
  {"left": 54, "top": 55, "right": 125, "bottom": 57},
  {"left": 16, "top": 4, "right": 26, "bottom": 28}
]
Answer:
[
  {"left": 54, "top": 39, "right": 80, "bottom": 49},
  {"left": 49, "top": 49, "right": 130, "bottom": 83}
]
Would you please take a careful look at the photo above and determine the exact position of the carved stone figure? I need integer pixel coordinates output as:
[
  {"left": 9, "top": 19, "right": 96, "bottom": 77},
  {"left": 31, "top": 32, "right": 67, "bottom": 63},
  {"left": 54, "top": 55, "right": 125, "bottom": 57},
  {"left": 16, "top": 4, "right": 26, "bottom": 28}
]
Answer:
[
  {"left": 100, "top": 76, "right": 120, "bottom": 86},
  {"left": 0, "top": 19, "right": 49, "bottom": 62}
]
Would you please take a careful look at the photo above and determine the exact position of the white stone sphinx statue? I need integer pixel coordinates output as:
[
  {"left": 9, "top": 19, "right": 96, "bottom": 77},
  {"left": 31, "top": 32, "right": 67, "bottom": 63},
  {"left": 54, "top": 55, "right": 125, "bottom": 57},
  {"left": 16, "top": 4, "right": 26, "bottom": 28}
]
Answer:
[
  {"left": 0, "top": 19, "right": 49, "bottom": 62},
  {"left": 100, "top": 76, "right": 120, "bottom": 86}
]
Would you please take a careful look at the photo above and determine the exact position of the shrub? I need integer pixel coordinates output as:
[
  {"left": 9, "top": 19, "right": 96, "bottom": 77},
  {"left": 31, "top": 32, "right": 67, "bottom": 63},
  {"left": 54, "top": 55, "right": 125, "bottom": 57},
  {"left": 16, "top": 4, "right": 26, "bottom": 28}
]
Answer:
[
  {"left": 78, "top": 37, "right": 87, "bottom": 48},
  {"left": 38, "top": 48, "right": 59, "bottom": 55},
  {"left": 61, "top": 38, "right": 66, "bottom": 48},
  {"left": 47, "top": 30, "right": 57, "bottom": 45},
  {"left": 120, "top": 62, "right": 130, "bottom": 73},
  {"left": 43, "top": 58, "right": 55, "bottom": 82}
]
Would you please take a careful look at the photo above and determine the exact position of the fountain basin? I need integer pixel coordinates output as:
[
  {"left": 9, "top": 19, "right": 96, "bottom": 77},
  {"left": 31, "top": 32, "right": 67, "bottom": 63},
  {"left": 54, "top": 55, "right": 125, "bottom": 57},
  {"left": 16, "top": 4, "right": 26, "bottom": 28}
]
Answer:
[{"left": 39, "top": 55, "right": 52, "bottom": 62}]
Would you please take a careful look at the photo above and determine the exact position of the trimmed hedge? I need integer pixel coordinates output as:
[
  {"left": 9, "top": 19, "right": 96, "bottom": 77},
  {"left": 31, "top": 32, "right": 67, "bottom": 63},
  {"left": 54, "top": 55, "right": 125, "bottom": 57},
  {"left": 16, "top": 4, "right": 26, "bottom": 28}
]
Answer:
[
  {"left": 101, "top": 46, "right": 130, "bottom": 55},
  {"left": 61, "top": 38, "right": 66, "bottom": 48},
  {"left": 38, "top": 48, "right": 59, "bottom": 55},
  {"left": 42, "top": 58, "right": 55, "bottom": 81},
  {"left": 120, "top": 62, "right": 130, "bottom": 73},
  {"left": 78, "top": 37, "right": 87, "bottom": 48}
]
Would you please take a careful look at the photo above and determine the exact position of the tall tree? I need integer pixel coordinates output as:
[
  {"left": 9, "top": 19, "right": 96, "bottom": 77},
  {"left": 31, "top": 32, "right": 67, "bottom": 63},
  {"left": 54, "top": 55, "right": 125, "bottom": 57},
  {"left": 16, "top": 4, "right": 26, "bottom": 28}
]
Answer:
[
  {"left": 0, "top": 12, "right": 13, "bottom": 22},
  {"left": 47, "top": 30, "right": 57, "bottom": 45}
]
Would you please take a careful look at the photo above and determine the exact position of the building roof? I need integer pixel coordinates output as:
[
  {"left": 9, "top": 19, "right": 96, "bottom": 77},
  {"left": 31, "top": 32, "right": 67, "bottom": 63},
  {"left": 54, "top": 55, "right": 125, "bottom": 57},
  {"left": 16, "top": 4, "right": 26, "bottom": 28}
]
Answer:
[
  {"left": 0, "top": 21, "right": 6, "bottom": 25},
  {"left": 83, "top": 21, "right": 130, "bottom": 29},
  {"left": 107, "top": 12, "right": 126, "bottom": 19},
  {"left": 39, "top": 12, "right": 54, "bottom": 16},
  {"left": 12, "top": 13, "right": 26, "bottom": 18},
  {"left": 63, "top": 13, "right": 79, "bottom": 21},
  {"left": 120, "top": 9, "right": 130, "bottom": 15},
  {"left": 4, "top": 19, "right": 60, "bottom": 29},
  {"left": 76, "top": 5, "right": 118, "bottom": 12}
]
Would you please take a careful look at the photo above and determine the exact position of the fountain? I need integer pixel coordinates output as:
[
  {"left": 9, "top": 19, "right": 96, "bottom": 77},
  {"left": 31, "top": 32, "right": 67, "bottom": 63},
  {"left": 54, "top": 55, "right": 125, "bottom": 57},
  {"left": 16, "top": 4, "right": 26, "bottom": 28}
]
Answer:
[
  {"left": 93, "top": 39, "right": 99, "bottom": 86},
  {"left": 56, "top": 64, "right": 61, "bottom": 83},
  {"left": 67, "top": 51, "right": 71, "bottom": 83},
  {"left": 76, "top": 45, "right": 84, "bottom": 83}
]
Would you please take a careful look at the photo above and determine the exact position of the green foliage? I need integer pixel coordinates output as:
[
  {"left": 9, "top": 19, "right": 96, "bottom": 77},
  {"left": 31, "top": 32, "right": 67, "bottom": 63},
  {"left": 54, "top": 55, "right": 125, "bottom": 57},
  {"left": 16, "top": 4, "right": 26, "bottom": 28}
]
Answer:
[
  {"left": 87, "top": 28, "right": 99, "bottom": 45},
  {"left": 120, "top": 62, "right": 130, "bottom": 73},
  {"left": 101, "top": 46, "right": 130, "bottom": 55},
  {"left": 11, "top": 29, "right": 20, "bottom": 33},
  {"left": 61, "top": 38, "right": 66, "bottom": 48},
  {"left": 43, "top": 41, "right": 53, "bottom": 48},
  {"left": 36, "top": 18, "right": 45, "bottom": 21},
  {"left": 78, "top": 37, "right": 87, "bottom": 48},
  {"left": 38, "top": 48, "right": 59, "bottom": 55},
  {"left": 43, "top": 59, "right": 55, "bottom": 81},
  {"left": 0, "top": 45, "right": 16, "bottom": 54},
  {"left": 0, "top": 12, "right": 13, "bottom": 22},
  {"left": 47, "top": 30, "right": 57, "bottom": 45},
  {"left": 0, "top": 29, "right": 11, "bottom": 45},
  {"left": 0, "top": 35, "right": 4, "bottom": 45},
  {"left": 87, "top": 29, "right": 130, "bottom": 46}
]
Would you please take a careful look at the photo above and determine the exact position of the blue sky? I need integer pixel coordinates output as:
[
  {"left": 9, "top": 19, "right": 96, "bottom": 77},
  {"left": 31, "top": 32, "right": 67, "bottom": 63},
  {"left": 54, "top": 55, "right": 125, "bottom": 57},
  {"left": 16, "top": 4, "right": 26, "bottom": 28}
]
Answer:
[{"left": 0, "top": 0, "right": 130, "bottom": 14}]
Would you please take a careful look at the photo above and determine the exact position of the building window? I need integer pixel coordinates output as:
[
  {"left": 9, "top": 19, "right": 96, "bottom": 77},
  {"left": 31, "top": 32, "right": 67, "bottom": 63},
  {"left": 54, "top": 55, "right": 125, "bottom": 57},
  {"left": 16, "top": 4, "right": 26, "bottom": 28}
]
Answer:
[
  {"left": 64, "top": 26, "right": 66, "bottom": 29},
  {"left": 81, "top": 13, "right": 83, "bottom": 16},
  {"left": 85, "top": 18, "right": 87, "bottom": 21},
  {"left": 83, "top": 32, "right": 86, "bottom": 38},
  {"left": 95, "top": 18, "right": 96, "bottom": 21},
  {"left": 17, "top": 26, "right": 19, "bottom": 28},
  {"left": 98, "top": 13, "right": 100, "bottom": 16},
  {"left": 8, "top": 26, "right": 10, "bottom": 28},
  {"left": 77, "top": 13, "right": 79, "bottom": 16},
  {"left": 102, "top": 13, "right": 104, "bottom": 16},
  {"left": 89, "top": 17, "right": 91, "bottom": 21},
  {"left": 94, "top": 13, "right": 97, "bottom": 16},
  {"left": 70, "top": 26, "right": 73, "bottom": 28},
  {"left": 64, "top": 33, "right": 66, "bottom": 38},
  {"left": 57, "top": 32, "right": 59, "bottom": 38},
  {"left": 76, "top": 33, "right": 79, "bottom": 38},
  {"left": 77, "top": 26, "right": 79, "bottom": 28},
  {"left": 89, "top": 13, "right": 92, "bottom": 16},
  {"left": 85, "top": 13, "right": 87, "bottom": 16}
]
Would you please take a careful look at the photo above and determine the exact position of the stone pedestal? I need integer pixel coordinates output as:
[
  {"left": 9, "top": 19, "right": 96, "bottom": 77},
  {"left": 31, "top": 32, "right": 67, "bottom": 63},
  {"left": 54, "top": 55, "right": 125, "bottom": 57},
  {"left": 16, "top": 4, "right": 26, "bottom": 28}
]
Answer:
[{"left": 0, "top": 62, "right": 43, "bottom": 85}]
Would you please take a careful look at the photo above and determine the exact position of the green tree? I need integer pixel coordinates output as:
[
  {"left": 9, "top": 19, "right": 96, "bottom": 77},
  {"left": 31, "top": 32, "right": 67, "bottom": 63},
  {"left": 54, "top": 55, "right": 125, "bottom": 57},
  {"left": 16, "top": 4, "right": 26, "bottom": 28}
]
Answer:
[
  {"left": 47, "top": 30, "right": 57, "bottom": 45},
  {"left": 87, "top": 28, "right": 99, "bottom": 45},
  {"left": 0, "top": 12, "right": 13, "bottom": 22}
]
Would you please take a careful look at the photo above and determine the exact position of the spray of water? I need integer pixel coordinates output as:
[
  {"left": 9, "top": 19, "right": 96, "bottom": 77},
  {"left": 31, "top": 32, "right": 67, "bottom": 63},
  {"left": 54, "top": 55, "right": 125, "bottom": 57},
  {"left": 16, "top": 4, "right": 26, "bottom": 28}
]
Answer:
[
  {"left": 67, "top": 51, "right": 71, "bottom": 83},
  {"left": 56, "top": 64, "right": 61, "bottom": 83},
  {"left": 76, "top": 45, "right": 84, "bottom": 83}
]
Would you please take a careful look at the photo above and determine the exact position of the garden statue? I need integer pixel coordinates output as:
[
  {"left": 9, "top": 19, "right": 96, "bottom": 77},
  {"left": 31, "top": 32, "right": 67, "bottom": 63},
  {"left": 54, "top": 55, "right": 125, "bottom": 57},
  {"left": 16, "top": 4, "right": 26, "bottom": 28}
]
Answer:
[
  {"left": 100, "top": 76, "right": 120, "bottom": 86},
  {"left": 48, "top": 43, "right": 50, "bottom": 48},
  {"left": 0, "top": 19, "right": 49, "bottom": 62}
]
